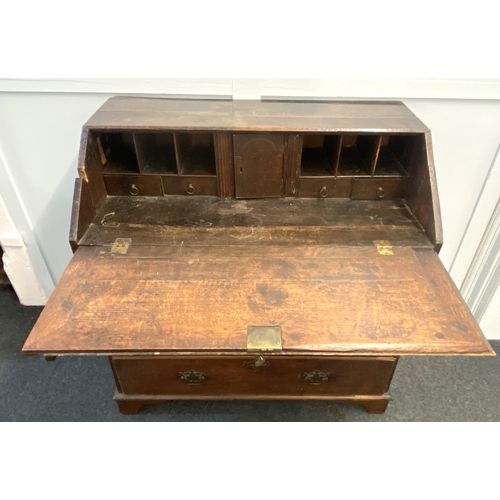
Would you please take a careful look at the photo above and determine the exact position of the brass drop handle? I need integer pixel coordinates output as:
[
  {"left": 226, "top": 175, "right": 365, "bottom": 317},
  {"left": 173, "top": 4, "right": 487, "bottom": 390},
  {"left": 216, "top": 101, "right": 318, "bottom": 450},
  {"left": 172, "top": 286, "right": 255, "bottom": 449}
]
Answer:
[
  {"left": 319, "top": 186, "right": 328, "bottom": 198},
  {"left": 303, "top": 370, "right": 331, "bottom": 385},
  {"left": 179, "top": 369, "right": 206, "bottom": 385},
  {"left": 129, "top": 184, "right": 139, "bottom": 196},
  {"left": 376, "top": 187, "right": 386, "bottom": 198},
  {"left": 243, "top": 355, "right": 271, "bottom": 372},
  {"left": 186, "top": 183, "right": 196, "bottom": 195}
]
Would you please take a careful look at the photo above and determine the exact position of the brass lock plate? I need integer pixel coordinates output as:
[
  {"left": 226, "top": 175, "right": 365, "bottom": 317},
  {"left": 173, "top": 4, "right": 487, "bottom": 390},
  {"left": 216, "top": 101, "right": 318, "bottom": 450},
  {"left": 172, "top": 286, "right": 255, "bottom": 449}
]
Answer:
[{"left": 247, "top": 326, "right": 282, "bottom": 352}]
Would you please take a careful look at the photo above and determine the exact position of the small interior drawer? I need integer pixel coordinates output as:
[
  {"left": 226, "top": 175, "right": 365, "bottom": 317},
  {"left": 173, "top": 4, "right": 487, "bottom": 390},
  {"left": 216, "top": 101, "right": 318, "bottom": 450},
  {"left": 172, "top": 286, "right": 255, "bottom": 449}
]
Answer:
[
  {"left": 104, "top": 175, "right": 163, "bottom": 196},
  {"left": 298, "top": 177, "right": 353, "bottom": 198},
  {"left": 162, "top": 176, "right": 218, "bottom": 196},
  {"left": 111, "top": 355, "right": 397, "bottom": 397},
  {"left": 351, "top": 178, "right": 409, "bottom": 200}
]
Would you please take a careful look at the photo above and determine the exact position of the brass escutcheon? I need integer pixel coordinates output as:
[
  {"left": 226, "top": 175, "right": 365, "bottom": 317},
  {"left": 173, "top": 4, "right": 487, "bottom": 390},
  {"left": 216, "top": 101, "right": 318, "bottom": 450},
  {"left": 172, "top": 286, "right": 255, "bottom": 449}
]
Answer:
[
  {"left": 179, "top": 369, "right": 206, "bottom": 385},
  {"left": 303, "top": 370, "right": 330, "bottom": 385},
  {"left": 243, "top": 355, "right": 271, "bottom": 372}
]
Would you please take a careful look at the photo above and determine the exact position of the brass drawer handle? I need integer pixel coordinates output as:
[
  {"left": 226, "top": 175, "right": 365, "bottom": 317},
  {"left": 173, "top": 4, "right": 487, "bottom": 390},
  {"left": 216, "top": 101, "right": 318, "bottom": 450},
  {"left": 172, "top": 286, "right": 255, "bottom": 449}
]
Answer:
[
  {"left": 243, "top": 355, "right": 270, "bottom": 372},
  {"left": 186, "top": 183, "right": 196, "bottom": 195},
  {"left": 376, "top": 187, "right": 386, "bottom": 198},
  {"left": 303, "top": 370, "right": 331, "bottom": 385},
  {"left": 179, "top": 369, "right": 206, "bottom": 385},
  {"left": 130, "top": 184, "right": 139, "bottom": 196},
  {"left": 319, "top": 186, "right": 328, "bottom": 198}
]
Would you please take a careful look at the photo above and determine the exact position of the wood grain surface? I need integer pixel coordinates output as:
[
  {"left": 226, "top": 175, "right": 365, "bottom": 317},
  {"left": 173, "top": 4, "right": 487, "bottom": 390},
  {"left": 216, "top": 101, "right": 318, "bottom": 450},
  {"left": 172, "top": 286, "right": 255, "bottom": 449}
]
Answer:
[
  {"left": 84, "top": 97, "right": 430, "bottom": 133},
  {"left": 23, "top": 244, "right": 493, "bottom": 356},
  {"left": 111, "top": 355, "right": 397, "bottom": 396},
  {"left": 77, "top": 196, "right": 432, "bottom": 248}
]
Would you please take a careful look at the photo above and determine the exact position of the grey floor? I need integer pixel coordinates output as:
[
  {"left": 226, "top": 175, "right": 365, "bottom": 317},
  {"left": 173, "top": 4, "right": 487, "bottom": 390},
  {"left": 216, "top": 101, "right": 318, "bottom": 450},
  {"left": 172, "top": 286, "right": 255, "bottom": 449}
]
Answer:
[{"left": 1, "top": 284, "right": 499, "bottom": 421}]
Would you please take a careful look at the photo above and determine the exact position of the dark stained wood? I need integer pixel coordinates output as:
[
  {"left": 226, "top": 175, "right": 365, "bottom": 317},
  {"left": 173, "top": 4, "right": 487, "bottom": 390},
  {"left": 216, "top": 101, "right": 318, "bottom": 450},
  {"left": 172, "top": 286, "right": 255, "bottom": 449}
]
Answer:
[
  {"left": 99, "top": 132, "right": 140, "bottom": 174},
  {"left": 77, "top": 196, "right": 432, "bottom": 248},
  {"left": 111, "top": 355, "right": 397, "bottom": 396},
  {"left": 174, "top": 133, "right": 216, "bottom": 176},
  {"left": 22, "top": 245, "right": 493, "bottom": 356},
  {"left": 375, "top": 135, "right": 413, "bottom": 176},
  {"left": 162, "top": 176, "right": 217, "bottom": 196},
  {"left": 406, "top": 132, "right": 443, "bottom": 251},
  {"left": 78, "top": 129, "right": 107, "bottom": 219},
  {"left": 84, "top": 98, "right": 430, "bottom": 133},
  {"left": 80, "top": 224, "right": 433, "bottom": 248},
  {"left": 357, "top": 135, "right": 382, "bottom": 176},
  {"left": 325, "top": 135, "right": 342, "bottom": 176},
  {"left": 69, "top": 178, "right": 94, "bottom": 253},
  {"left": 113, "top": 391, "right": 392, "bottom": 414},
  {"left": 299, "top": 177, "right": 352, "bottom": 198},
  {"left": 214, "top": 132, "right": 235, "bottom": 198},
  {"left": 88, "top": 196, "right": 423, "bottom": 230},
  {"left": 351, "top": 178, "right": 409, "bottom": 200},
  {"left": 25, "top": 97, "right": 492, "bottom": 416},
  {"left": 103, "top": 174, "right": 163, "bottom": 196},
  {"left": 233, "top": 134, "right": 284, "bottom": 198},
  {"left": 134, "top": 132, "right": 177, "bottom": 175},
  {"left": 283, "top": 134, "right": 302, "bottom": 196}
]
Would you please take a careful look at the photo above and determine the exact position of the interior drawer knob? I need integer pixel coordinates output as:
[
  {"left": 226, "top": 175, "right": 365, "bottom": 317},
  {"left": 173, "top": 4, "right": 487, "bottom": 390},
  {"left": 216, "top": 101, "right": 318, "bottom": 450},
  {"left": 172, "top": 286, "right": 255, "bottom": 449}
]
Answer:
[
  {"left": 303, "top": 369, "right": 331, "bottom": 385},
  {"left": 243, "top": 355, "right": 270, "bottom": 372},
  {"left": 186, "top": 183, "right": 196, "bottom": 195},
  {"left": 319, "top": 186, "right": 328, "bottom": 198},
  {"left": 376, "top": 187, "right": 386, "bottom": 198},
  {"left": 129, "top": 184, "right": 139, "bottom": 196},
  {"left": 179, "top": 369, "right": 206, "bottom": 385}
]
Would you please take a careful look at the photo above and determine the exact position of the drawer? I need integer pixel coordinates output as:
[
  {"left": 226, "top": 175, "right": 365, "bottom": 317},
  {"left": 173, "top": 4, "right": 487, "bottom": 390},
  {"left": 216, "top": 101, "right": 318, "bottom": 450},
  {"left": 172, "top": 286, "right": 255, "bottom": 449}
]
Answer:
[
  {"left": 111, "top": 355, "right": 397, "bottom": 397},
  {"left": 299, "top": 177, "right": 353, "bottom": 198},
  {"left": 104, "top": 175, "right": 163, "bottom": 196},
  {"left": 162, "top": 175, "right": 218, "bottom": 196},
  {"left": 351, "top": 178, "right": 409, "bottom": 200}
]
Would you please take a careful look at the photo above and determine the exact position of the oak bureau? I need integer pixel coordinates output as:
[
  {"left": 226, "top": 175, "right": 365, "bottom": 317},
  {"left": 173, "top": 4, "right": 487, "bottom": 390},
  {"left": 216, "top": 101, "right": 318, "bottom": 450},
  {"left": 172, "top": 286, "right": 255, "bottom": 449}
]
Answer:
[{"left": 22, "top": 97, "right": 494, "bottom": 414}]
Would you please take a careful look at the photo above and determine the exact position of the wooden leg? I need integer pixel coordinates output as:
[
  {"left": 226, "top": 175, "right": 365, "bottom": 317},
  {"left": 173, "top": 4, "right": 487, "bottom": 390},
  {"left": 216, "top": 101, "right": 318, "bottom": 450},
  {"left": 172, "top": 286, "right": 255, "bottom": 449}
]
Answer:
[
  {"left": 361, "top": 399, "right": 390, "bottom": 414},
  {"left": 115, "top": 398, "right": 145, "bottom": 415}
]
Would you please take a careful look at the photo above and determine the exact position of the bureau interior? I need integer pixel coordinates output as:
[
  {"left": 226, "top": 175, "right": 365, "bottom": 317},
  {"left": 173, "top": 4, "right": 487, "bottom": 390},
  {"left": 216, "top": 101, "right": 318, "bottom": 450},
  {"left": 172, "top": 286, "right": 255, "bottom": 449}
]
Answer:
[
  {"left": 93, "top": 130, "right": 421, "bottom": 197},
  {"left": 99, "top": 131, "right": 216, "bottom": 177},
  {"left": 300, "top": 133, "right": 413, "bottom": 177},
  {"left": 74, "top": 128, "right": 437, "bottom": 251}
]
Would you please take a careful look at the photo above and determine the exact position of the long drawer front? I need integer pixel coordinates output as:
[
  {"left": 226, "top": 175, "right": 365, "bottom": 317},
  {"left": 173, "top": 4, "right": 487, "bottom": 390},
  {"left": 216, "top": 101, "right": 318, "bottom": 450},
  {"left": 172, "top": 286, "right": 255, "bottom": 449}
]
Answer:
[{"left": 111, "top": 355, "right": 397, "bottom": 397}]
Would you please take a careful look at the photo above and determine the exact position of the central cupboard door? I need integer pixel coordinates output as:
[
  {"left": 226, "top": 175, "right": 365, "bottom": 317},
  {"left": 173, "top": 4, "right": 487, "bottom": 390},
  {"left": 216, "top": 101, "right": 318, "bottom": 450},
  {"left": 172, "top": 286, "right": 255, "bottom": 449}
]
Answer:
[{"left": 233, "top": 134, "right": 284, "bottom": 198}]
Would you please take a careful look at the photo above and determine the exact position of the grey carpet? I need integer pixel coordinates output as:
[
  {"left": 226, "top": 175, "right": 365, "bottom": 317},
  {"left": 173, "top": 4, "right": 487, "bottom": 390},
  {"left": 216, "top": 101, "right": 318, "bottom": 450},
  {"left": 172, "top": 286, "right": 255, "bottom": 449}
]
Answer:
[{"left": 1, "top": 285, "right": 499, "bottom": 421}]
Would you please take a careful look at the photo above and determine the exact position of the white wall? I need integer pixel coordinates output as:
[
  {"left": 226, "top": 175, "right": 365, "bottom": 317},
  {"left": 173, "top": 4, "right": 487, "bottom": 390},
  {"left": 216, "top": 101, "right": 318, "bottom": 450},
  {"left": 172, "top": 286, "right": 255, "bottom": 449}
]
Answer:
[
  {"left": 480, "top": 286, "right": 500, "bottom": 339},
  {"left": 0, "top": 79, "right": 499, "bottom": 318}
]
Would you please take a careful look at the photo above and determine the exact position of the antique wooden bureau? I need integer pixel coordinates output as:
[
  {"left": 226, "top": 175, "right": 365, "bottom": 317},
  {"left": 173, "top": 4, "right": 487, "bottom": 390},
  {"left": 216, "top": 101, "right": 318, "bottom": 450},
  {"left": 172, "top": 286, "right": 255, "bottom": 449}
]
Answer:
[{"left": 22, "top": 97, "right": 494, "bottom": 414}]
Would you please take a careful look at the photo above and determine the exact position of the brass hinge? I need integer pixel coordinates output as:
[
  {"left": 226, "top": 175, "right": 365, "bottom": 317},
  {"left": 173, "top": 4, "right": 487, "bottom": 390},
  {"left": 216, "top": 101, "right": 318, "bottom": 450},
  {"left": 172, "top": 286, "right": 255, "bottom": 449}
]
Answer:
[
  {"left": 374, "top": 240, "right": 393, "bottom": 255},
  {"left": 78, "top": 166, "right": 89, "bottom": 183},
  {"left": 111, "top": 238, "right": 132, "bottom": 255},
  {"left": 247, "top": 326, "right": 282, "bottom": 353}
]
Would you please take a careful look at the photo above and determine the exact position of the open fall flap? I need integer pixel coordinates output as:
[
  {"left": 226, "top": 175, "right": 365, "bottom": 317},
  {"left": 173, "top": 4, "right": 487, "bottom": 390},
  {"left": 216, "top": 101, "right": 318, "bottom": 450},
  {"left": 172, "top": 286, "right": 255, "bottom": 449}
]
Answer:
[{"left": 22, "top": 242, "right": 493, "bottom": 356}]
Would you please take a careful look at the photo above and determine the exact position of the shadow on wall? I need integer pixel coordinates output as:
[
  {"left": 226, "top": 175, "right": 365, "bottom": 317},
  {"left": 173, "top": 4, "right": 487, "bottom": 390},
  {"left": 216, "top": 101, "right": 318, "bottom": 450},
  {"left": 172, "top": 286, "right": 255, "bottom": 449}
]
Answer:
[
  {"left": 0, "top": 246, "right": 11, "bottom": 286},
  {"left": 33, "top": 155, "right": 79, "bottom": 284}
]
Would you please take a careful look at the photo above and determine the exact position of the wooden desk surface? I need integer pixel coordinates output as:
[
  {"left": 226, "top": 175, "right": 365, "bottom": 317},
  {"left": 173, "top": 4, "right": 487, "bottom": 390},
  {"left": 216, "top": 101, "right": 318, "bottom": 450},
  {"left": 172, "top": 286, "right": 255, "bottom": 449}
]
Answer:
[{"left": 23, "top": 242, "right": 492, "bottom": 356}]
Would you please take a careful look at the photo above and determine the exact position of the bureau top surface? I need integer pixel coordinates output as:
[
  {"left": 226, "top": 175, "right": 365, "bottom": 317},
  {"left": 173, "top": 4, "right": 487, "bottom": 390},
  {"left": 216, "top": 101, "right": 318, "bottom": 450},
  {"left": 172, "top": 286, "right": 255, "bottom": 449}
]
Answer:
[{"left": 83, "top": 97, "right": 429, "bottom": 133}]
